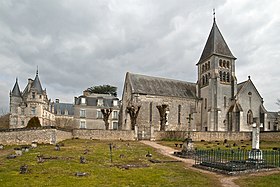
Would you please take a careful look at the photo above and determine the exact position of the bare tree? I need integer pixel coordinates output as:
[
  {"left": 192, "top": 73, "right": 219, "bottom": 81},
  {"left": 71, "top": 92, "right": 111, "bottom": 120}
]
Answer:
[
  {"left": 55, "top": 118, "right": 74, "bottom": 129},
  {"left": 126, "top": 105, "right": 141, "bottom": 130},
  {"left": 156, "top": 104, "right": 168, "bottom": 131},
  {"left": 101, "top": 108, "right": 112, "bottom": 130}
]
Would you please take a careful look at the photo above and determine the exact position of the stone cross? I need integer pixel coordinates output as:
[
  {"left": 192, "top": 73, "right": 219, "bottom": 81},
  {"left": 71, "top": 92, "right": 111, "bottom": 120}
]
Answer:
[
  {"left": 252, "top": 123, "right": 260, "bottom": 150},
  {"left": 186, "top": 114, "right": 194, "bottom": 138}
]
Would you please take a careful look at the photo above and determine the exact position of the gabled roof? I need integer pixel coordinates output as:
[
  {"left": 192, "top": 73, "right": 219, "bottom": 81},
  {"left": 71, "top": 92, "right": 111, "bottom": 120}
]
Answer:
[
  {"left": 198, "top": 19, "right": 236, "bottom": 64},
  {"left": 11, "top": 78, "right": 21, "bottom": 97},
  {"left": 236, "top": 78, "right": 263, "bottom": 100},
  {"left": 126, "top": 72, "right": 197, "bottom": 99},
  {"left": 31, "top": 71, "right": 44, "bottom": 94}
]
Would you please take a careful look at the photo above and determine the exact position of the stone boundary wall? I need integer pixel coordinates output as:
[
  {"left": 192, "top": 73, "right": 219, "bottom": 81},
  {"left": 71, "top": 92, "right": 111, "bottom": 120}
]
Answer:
[
  {"left": 0, "top": 129, "right": 70, "bottom": 145},
  {"left": 154, "top": 131, "right": 252, "bottom": 141},
  {"left": 260, "top": 131, "right": 280, "bottom": 141},
  {"left": 73, "top": 129, "right": 135, "bottom": 141}
]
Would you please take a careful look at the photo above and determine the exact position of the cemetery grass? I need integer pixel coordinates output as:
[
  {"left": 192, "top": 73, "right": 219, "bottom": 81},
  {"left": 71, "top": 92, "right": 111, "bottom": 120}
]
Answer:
[
  {"left": 234, "top": 172, "right": 280, "bottom": 187},
  {"left": 0, "top": 139, "right": 220, "bottom": 187}
]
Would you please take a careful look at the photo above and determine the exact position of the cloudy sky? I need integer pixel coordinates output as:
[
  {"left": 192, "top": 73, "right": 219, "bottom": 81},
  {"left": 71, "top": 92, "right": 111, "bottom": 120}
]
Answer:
[{"left": 0, "top": 0, "right": 279, "bottom": 113}]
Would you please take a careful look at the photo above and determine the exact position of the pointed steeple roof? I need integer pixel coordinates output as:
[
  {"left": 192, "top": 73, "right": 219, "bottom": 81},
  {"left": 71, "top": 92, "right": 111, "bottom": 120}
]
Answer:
[
  {"left": 11, "top": 78, "right": 21, "bottom": 97},
  {"left": 31, "top": 69, "right": 44, "bottom": 94},
  {"left": 198, "top": 19, "right": 236, "bottom": 64}
]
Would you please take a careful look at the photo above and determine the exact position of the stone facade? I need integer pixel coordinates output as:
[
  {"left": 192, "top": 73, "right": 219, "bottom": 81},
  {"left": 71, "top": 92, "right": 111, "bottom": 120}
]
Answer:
[
  {"left": 9, "top": 71, "right": 55, "bottom": 128},
  {"left": 74, "top": 91, "right": 120, "bottom": 130},
  {"left": 120, "top": 18, "right": 272, "bottom": 138}
]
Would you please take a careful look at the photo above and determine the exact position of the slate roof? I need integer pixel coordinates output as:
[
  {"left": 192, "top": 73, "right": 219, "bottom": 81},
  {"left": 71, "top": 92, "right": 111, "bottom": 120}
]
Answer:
[
  {"left": 267, "top": 112, "right": 279, "bottom": 119},
  {"left": 198, "top": 19, "right": 236, "bottom": 64},
  {"left": 237, "top": 80, "right": 247, "bottom": 93},
  {"left": 127, "top": 72, "right": 197, "bottom": 99},
  {"left": 54, "top": 103, "right": 74, "bottom": 115},
  {"left": 76, "top": 94, "right": 119, "bottom": 107},
  {"left": 11, "top": 78, "right": 21, "bottom": 97},
  {"left": 31, "top": 72, "right": 44, "bottom": 94}
]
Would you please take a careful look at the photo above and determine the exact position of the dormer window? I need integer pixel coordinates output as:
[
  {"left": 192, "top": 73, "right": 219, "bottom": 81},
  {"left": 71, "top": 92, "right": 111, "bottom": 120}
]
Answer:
[
  {"left": 81, "top": 98, "right": 86, "bottom": 104},
  {"left": 97, "top": 99, "right": 103, "bottom": 106},
  {"left": 113, "top": 100, "right": 118, "bottom": 106}
]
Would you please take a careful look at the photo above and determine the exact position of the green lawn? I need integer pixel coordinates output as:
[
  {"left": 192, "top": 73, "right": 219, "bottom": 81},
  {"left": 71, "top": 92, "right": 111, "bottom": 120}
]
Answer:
[
  {"left": 235, "top": 172, "right": 280, "bottom": 187},
  {"left": 0, "top": 139, "right": 220, "bottom": 187}
]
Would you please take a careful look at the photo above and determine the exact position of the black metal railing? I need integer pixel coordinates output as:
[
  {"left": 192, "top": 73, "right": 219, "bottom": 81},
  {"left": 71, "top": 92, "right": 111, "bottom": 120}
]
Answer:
[{"left": 194, "top": 149, "right": 280, "bottom": 172}]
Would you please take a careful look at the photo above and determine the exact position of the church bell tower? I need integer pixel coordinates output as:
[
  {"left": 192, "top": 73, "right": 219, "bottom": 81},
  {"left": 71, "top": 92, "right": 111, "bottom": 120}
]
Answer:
[{"left": 197, "top": 17, "right": 237, "bottom": 131}]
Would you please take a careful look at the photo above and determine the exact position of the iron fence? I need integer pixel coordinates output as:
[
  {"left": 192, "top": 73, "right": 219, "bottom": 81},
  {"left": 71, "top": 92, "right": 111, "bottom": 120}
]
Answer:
[{"left": 194, "top": 149, "right": 280, "bottom": 172}]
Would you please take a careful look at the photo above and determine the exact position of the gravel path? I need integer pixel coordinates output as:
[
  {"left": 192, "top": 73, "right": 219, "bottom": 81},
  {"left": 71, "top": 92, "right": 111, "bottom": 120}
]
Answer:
[{"left": 141, "top": 141, "right": 240, "bottom": 187}]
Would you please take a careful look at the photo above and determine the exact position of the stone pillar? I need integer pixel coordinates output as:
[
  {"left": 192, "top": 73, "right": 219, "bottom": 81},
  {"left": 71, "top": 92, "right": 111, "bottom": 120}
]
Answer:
[{"left": 150, "top": 125, "right": 155, "bottom": 141}]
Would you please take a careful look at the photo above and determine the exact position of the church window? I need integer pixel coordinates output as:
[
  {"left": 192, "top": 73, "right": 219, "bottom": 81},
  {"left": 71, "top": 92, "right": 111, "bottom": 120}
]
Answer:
[
  {"left": 32, "top": 92, "right": 35, "bottom": 99},
  {"left": 224, "top": 96, "right": 227, "bottom": 107},
  {"left": 178, "top": 105, "right": 181, "bottom": 125},
  {"left": 247, "top": 110, "right": 253, "bottom": 125},
  {"left": 226, "top": 61, "right": 230, "bottom": 68},
  {"left": 204, "top": 98, "right": 207, "bottom": 110},
  {"left": 219, "top": 71, "right": 222, "bottom": 81},
  {"left": 226, "top": 72, "right": 230, "bottom": 82},
  {"left": 202, "top": 76, "right": 205, "bottom": 85},
  {"left": 223, "top": 60, "right": 226, "bottom": 67},
  {"left": 205, "top": 74, "right": 208, "bottom": 84},
  {"left": 268, "top": 121, "right": 271, "bottom": 130},
  {"left": 202, "top": 64, "right": 205, "bottom": 72},
  {"left": 208, "top": 61, "right": 210, "bottom": 69},
  {"left": 219, "top": 59, "right": 222, "bottom": 67},
  {"left": 223, "top": 72, "right": 226, "bottom": 82}
]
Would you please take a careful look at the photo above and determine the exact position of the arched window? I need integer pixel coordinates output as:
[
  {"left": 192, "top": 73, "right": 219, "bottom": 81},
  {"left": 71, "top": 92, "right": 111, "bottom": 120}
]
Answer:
[
  {"left": 247, "top": 110, "right": 253, "bottom": 125},
  {"left": 226, "top": 61, "right": 230, "bottom": 68},
  {"left": 219, "top": 71, "right": 222, "bottom": 81},
  {"left": 202, "top": 64, "right": 205, "bottom": 72},
  {"left": 219, "top": 59, "right": 222, "bottom": 67},
  {"left": 224, "top": 96, "right": 227, "bottom": 107},
  {"left": 223, "top": 72, "right": 226, "bottom": 82},
  {"left": 205, "top": 74, "right": 208, "bottom": 84},
  {"left": 204, "top": 98, "right": 207, "bottom": 109},
  {"left": 208, "top": 73, "right": 211, "bottom": 81},
  {"left": 208, "top": 61, "right": 210, "bottom": 69},
  {"left": 202, "top": 75, "right": 205, "bottom": 85},
  {"left": 226, "top": 72, "right": 230, "bottom": 82},
  {"left": 223, "top": 60, "right": 226, "bottom": 67}
]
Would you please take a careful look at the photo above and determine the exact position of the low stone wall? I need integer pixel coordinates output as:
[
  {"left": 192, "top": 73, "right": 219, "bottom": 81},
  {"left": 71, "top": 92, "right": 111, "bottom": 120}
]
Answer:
[
  {"left": 73, "top": 129, "right": 135, "bottom": 141},
  {"left": 154, "top": 131, "right": 252, "bottom": 141},
  {"left": 0, "top": 127, "right": 72, "bottom": 145},
  {"left": 260, "top": 131, "right": 280, "bottom": 141}
]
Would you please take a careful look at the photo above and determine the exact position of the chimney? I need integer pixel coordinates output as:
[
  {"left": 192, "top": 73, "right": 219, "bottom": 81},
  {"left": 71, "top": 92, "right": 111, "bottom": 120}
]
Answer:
[
  {"left": 83, "top": 90, "right": 90, "bottom": 96},
  {"left": 55, "top": 99, "right": 59, "bottom": 103}
]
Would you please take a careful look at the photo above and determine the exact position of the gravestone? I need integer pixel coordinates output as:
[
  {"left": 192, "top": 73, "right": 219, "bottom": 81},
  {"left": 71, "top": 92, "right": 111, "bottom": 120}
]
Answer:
[
  {"left": 20, "top": 165, "right": 28, "bottom": 174},
  {"left": 80, "top": 156, "right": 86, "bottom": 164},
  {"left": 54, "top": 144, "right": 60, "bottom": 151},
  {"left": 249, "top": 123, "right": 263, "bottom": 160},
  {"left": 0, "top": 144, "right": 4, "bottom": 150},
  {"left": 14, "top": 148, "right": 22, "bottom": 156},
  {"left": 31, "top": 141, "right": 37, "bottom": 148}
]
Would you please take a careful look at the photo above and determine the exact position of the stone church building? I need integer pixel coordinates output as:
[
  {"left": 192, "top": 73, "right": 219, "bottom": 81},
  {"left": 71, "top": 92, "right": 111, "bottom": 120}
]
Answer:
[{"left": 120, "top": 18, "right": 269, "bottom": 138}]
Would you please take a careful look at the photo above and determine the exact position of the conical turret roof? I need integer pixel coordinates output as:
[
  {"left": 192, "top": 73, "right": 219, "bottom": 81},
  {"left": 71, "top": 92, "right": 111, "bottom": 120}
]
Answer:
[
  {"left": 31, "top": 70, "right": 44, "bottom": 94},
  {"left": 198, "top": 19, "right": 236, "bottom": 64},
  {"left": 11, "top": 78, "right": 21, "bottom": 97}
]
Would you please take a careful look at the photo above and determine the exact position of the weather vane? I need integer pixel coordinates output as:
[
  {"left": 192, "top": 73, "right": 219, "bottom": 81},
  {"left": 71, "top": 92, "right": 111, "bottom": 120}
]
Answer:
[{"left": 213, "top": 8, "right": 216, "bottom": 20}]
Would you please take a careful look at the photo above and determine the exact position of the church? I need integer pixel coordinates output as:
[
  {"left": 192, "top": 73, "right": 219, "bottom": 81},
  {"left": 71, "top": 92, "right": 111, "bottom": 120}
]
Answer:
[{"left": 120, "top": 18, "right": 269, "bottom": 138}]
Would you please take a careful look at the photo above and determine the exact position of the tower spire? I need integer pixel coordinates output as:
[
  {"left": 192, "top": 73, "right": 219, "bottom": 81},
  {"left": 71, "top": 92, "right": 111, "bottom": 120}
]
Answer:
[
  {"left": 36, "top": 66, "right": 38, "bottom": 76},
  {"left": 213, "top": 8, "right": 216, "bottom": 22}
]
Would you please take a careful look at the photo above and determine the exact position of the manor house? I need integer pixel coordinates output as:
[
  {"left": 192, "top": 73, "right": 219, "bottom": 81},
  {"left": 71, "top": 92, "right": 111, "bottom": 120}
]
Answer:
[{"left": 120, "top": 18, "right": 271, "bottom": 138}]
